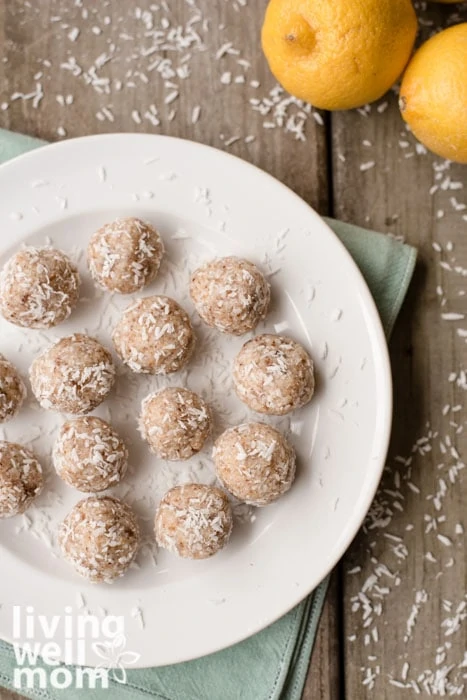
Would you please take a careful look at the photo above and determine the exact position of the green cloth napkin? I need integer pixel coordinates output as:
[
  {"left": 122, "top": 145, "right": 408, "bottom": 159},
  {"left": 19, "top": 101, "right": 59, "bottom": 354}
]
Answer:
[{"left": 0, "top": 129, "right": 417, "bottom": 700}]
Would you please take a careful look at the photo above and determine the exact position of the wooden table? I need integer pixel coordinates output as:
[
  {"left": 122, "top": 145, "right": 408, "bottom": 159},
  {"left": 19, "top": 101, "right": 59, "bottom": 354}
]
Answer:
[{"left": 1, "top": 1, "right": 466, "bottom": 698}]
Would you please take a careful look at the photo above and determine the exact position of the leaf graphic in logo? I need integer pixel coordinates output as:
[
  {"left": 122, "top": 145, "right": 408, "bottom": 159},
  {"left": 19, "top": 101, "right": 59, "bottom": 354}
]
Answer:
[
  {"left": 111, "top": 634, "right": 127, "bottom": 654},
  {"left": 111, "top": 665, "right": 127, "bottom": 685},
  {"left": 92, "top": 641, "right": 114, "bottom": 662},
  {"left": 92, "top": 632, "right": 140, "bottom": 685},
  {"left": 119, "top": 651, "right": 141, "bottom": 666}
]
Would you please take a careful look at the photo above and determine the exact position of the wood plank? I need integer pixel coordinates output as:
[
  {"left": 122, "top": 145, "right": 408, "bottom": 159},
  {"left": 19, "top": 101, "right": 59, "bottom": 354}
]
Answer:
[
  {"left": 0, "top": 691, "right": 22, "bottom": 700},
  {"left": 333, "top": 4, "right": 467, "bottom": 696},
  {"left": 0, "top": 2, "right": 336, "bottom": 699},
  {"left": 0, "top": 0, "right": 329, "bottom": 209},
  {"left": 302, "top": 572, "right": 342, "bottom": 700}
]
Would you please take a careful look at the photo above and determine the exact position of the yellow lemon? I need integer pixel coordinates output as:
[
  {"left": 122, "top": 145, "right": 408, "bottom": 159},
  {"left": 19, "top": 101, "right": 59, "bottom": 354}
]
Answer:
[
  {"left": 261, "top": 0, "right": 418, "bottom": 110},
  {"left": 399, "top": 23, "right": 467, "bottom": 163}
]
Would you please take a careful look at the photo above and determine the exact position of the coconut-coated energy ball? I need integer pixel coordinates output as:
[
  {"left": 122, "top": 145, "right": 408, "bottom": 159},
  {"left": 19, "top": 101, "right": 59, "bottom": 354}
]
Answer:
[
  {"left": 58, "top": 496, "right": 140, "bottom": 583},
  {"left": 53, "top": 416, "right": 128, "bottom": 493},
  {"left": 0, "top": 441, "right": 44, "bottom": 518},
  {"left": 0, "top": 246, "right": 80, "bottom": 329},
  {"left": 29, "top": 334, "right": 116, "bottom": 415},
  {"left": 155, "top": 483, "right": 233, "bottom": 560},
  {"left": 140, "top": 387, "right": 211, "bottom": 461},
  {"left": 87, "top": 217, "right": 164, "bottom": 294},
  {"left": 0, "top": 355, "right": 26, "bottom": 422},
  {"left": 214, "top": 422, "right": 296, "bottom": 506},
  {"left": 112, "top": 295, "right": 195, "bottom": 374},
  {"left": 190, "top": 256, "right": 270, "bottom": 335},
  {"left": 233, "top": 334, "right": 314, "bottom": 415}
]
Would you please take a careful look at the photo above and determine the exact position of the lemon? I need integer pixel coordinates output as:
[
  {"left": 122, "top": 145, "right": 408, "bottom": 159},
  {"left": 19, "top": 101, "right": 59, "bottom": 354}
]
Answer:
[
  {"left": 261, "top": 0, "right": 418, "bottom": 110},
  {"left": 399, "top": 23, "right": 467, "bottom": 163}
]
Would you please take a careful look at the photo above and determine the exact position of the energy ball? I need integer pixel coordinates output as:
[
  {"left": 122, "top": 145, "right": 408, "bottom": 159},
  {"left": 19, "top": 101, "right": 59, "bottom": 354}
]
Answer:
[
  {"left": 140, "top": 387, "right": 211, "bottom": 461},
  {"left": 53, "top": 416, "right": 128, "bottom": 492},
  {"left": 190, "top": 256, "right": 270, "bottom": 335},
  {"left": 155, "top": 483, "right": 233, "bottom": 559},
  {"left": 214, "top": 422, "right": 296, "bottom": 506},
  {"left": 0, "top": 355, "right": 26, "bottom": 422},
  {"left": 0, "top": 246, "right": 80, "bottom": 329},
  {"left": 112, "top": 295, "right": 195, "bottom": 374},
  {"left": 0, "top": 442, "right": 43, "bottom": 518},
  {"left": 30, "top": 334, "right": 116, "bottom": 414},
  {"left": 58, "top": 496, "right": 140, "bottom": 583},
  {"left": 87, "top": 217, "right": 164, "bottom": 294},
  {"left": 233, "top": 334, "right": 314, "bottom": 415}
]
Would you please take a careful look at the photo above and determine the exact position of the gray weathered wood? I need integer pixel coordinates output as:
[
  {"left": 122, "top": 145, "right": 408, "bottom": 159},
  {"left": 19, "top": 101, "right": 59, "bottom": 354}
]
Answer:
[
  {"left": 333, "top": 5, "right": 467, "bottom": 696},
  {"left": 0, "top": 691, "right": 22, "bottom": 700},
  {"left": 302, "top": 572, "right": 341, "bottom": 700}
]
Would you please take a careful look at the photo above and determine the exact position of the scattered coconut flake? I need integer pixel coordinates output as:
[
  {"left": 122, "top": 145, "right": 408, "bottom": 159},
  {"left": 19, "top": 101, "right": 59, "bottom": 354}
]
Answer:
[
  {"left": 331, "top": 308, "right": 343, "bottom": 322},
  {"left": 131, "top": 606, "right": 145, "bottom": 630},
  {"left": 442, "top": 313, "right": 465, "bottom": 321}
]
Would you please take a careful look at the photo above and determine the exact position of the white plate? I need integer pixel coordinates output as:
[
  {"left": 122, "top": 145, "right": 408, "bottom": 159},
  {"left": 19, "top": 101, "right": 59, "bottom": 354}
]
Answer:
[{"left": 0, "top": 134, "right": 391, "bottom": 668}]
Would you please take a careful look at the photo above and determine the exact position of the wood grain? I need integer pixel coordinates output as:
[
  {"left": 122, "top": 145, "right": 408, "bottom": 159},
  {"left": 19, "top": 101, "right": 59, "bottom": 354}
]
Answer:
[
  {"left": 333, "top": 6, "right": 467, "bottom": 695},
  {"left": 0, "top": 690, "right": 21, "bottom": 700},
  {"left": 302, "top": 572, "right": 342, "bottom": 700}
]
